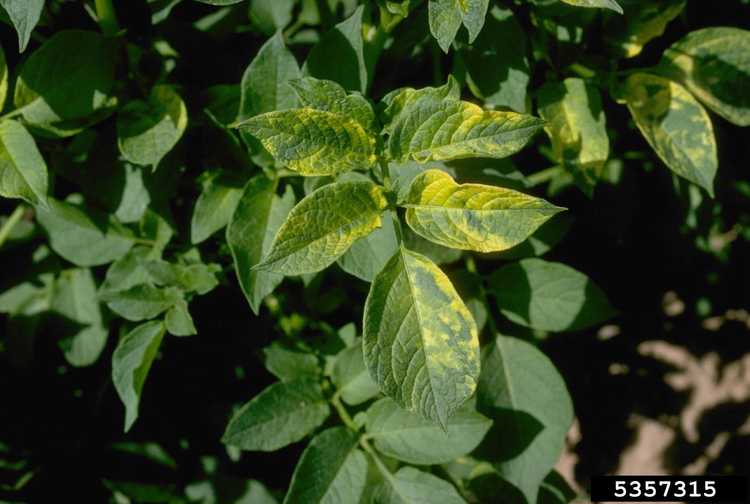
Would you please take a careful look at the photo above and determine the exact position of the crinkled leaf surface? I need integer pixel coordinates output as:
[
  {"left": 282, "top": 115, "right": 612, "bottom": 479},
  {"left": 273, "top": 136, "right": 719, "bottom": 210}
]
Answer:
[
  {"left": 403, "top": 170, "right": 563, "bottom": 252},
  {"left": 0, "top": 119, "right": 48, "bottom": 206},
  {"left": 660, "top": 27, "right": 750, "bottom": 126},
  {"left": 363, "top": 247, "right": 479, "bottom": 427},
  {"left": 366, "top": 397, "right": 491, "bottom": 465},
  {"left": 624, "top": 72, "right": 717, "bottom": 195},
  {"left": 559, "top": 0, "right": 622, "bottom": 13},
  {"left": 112, "top": 320, "right": 166, "bottom": 432},
  {"left": 227, "top": 176, "right": 295, "bottom": 314},
  {"left": 373, "top": 466, "right": 466, "bottom": 504},
  {"left": 290, "top": 77, "right": 377, "bottom": 133},
  {"left": 0, "top": 0, "right": 45, "bottom": 52},
  {"left": 429, "top": 0, "right": 490, "bottom": 53},
  {"left": 117, "top": 85, "right": 188, "bottom": 168},
  {"left": 476, "top": 335, "right": 574, "bottom": 504},
  {"left": 538, "top": 78, "right": 609, "bottom": 196},
  {"left": 283, "top": 427, "right": 368, "bottom": 504},
  {"left": 489, "top": 258, "right": 614, "bottom": 332},
  {"left": 222, "top": 379, "right": 330, "bottom": 451},
  {"left": 332, "top": 343, "right": 380, "bottom": 405},
  {"left": 255, "top": 181, "right": 387, "bottom": 275}
]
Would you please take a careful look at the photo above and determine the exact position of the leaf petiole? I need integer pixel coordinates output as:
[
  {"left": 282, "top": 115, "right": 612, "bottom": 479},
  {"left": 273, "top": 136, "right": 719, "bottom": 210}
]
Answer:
[{"left": 0, "top": 206, "right": 25, "bottom": 249}]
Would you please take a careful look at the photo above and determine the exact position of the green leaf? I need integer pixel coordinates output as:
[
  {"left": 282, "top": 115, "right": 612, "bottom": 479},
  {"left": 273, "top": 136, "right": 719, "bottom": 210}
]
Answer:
[
  {"left": 248, "top": 0, "right": 295, "bottom": 35},
  {"left": 117, "top": 85, "right": 188, "bottom": 168},
  {"left": 605, "top": 0, "right": 684, "bottom": 58},
  {"left": 255, "top": 181, "right": 388, "bottom": 275},
  {"left": 193, "top": 0, "right": 244, "bottom": 4},
  {"left": 238, "top": 31, "right": 300, "bottom": 124},
  {"left": 263, "top": 343, "right": 321, "bottom": 382},
  {"left": 0, "top": 0, "right": 45, "bottom": 52},
  {"left": 380, "top": 78, "right": 461, "bottom": 128},
  {"left": 290, "top": 77, "right": 377, "bottom": 133},
  {"left": 459, "top": 6, "right": 530, "bottom": 113},
  {"left": 36, "top": 198, "right": 135, "bottom": 267},
  {"left": 142, "top": 260, "right": 220, "bottom": 295},
  {"left": 559, "top": 0, "right": 622, "bottom": 14},
  {"left": 222, "top": 379, "right": 330, "bottom": 451},
  {"left": 476, "top": 335, "right": 574, "bottom": 504},
  {"left": 101, "top": 284, "right": 183, "bottom": 322},
  {"left": 112, "top": 320, "right": 166, "bottom": 432},
  {"left": 331, "top": 343, "right": 380, "bottom": 405},
  {"left": 337, "top": 213, "right": 399, "bottom": 282},
  {"left": 624, "top": 72, "right": 718, "bottom": 196},
  {"left": 0, "top": 43, "right": 8, "bottom": 108},
  {"left": 303, "top": 6, "right": 370, "bottom": 93},
  {"left": 402, "top": 170, "right": 563, "bottom": 252},
  {"left": 190, "top": 171, "right": 245, "bottom": 244},
  {"left": 660, "top": 27, "right": 750, "bottom": 127},
  {"left": 164, "top": 298, "right": 197, "bottom": 336},
  {"left": 50, "top": 268, "right": 108, "bottom": 367},
  {"left": 236, "top": 106, "right": 378, "bottom": 176},
  {"left": 99, "top": 247, "right": 154, "bottom": 295},
  {"left": 384, "top": 83, "right": 544, "bottom": 163},
  {"left": 14, "top": 30, "right": 116, "bottom": 135},
  {"left": 363, "top": 247, "right": 479, "bottom": 427},
  {"left": 538, "top": 78, "right": 610, "bottom": 196},
  {"left": 489, "top": 258, "right": 614, "bottom": 332},
  {"left": 283, "top": 427, "right": 368, "bottom": 504},
  {"left": 538, "top": 470, "right": 578, "bottom": 504},
  {"left": 365, "top": 397, "right": 491, "bottom": 465},
  {"left": 429, "top": 0, "right": 490, "bottom": 53},
  {"left": 0, "top": 119, "right": 48, "bottom": 206},
  {"left": 373, "top": 466, "right": 466, "bottom": 503},
  {"left": 227, "top": 176, "right": 295, "bottom": 314}
]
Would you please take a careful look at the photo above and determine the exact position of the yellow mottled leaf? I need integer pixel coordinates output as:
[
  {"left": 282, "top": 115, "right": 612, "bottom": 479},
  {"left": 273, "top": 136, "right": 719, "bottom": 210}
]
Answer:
[
  {"left": 605, "top": 0, "right": 685, "bottom": 58},
  {"left": 403, "top": 170, "right": 564, "bottom": 252},
  {"left": 625, "top": 73, "right": 717, "bottom": 196},
  {"left": 363, "top": 246, "right": 479, "bottom": 428},
  {"left": 254, "top": 181, "right": 388, "bottom": 275}
]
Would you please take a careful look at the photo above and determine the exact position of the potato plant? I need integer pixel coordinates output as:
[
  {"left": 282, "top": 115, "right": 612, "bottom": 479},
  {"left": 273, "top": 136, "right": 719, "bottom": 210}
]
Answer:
[{"left": 0, "top": 0, "right": 748, "bottom": 502}]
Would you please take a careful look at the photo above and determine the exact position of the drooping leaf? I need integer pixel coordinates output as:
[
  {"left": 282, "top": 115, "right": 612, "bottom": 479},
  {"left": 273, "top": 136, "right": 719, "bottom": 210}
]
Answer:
[
  {"left": 222, "top": 379, "right": 330, "bottom": 451},
  {"left": 402, "top": 170, "right": 563, "bottom": 252},
  {"left": 366, "top": 398, "right": 491, "bottom": 465},
  {"left": 14, "top": 30, "right": 116, "bottom": 135},
  {"left": 50, "top": 268, "right": 108, "bottom": 367},
  {"left": 112, "top": 320, "right": 167, "bottom": 432},
  {"left": 331, "top": 343, "right": 380, "bottom": 405},
  {"left": 0, "top": 119, "right": 48, "bottom": 206},
  {"left": 190, "top": 171, "right": 245, "bottom": 244},
  {"left": 429, "top": 0, "right": 490, "bottom": 53},
  {"left": 263, "top": 343, "right": 321, "bottom": 382},
  {"left": 283, "top": 427, "right": 368, "bottom": 504},
  {"left": 164, "top": 298, "right": 197, "bottom": 336},
  {"left": 35, "top": 198, "right": 135, "bottom": 267},
  {"left": 384, "top": 82, "right": 544, "bottom": 163},
  {"left": 117, "top": 85, "right": 188, "bottom": 169},
  {"left": 559, "top": 0, "right": 622, "bottom": 14},
  {"left": 476, "top": 335, "right": 574, "bottom": 504},
  {"left": 236, "top": 107, "right": 378, "bottom": 176},
  {"left": 373, "top": 466, "right": 466, "bottom": 503},
  {"left": 337, "top": 213, "right": 399, "bottom": 283},
  {"left": 538, "top": 78, "right": 610, "bottom": 196},
  {"left": 660, "top": 27, "right": 750, "bottom": 127},
  {"left": 605, "top": 0, "right": 685, "bottom": 58},
  {"left": 254, "top": 181, "right": 388, "bottom": 275},
  {"left": 303, "top": 6, "right": 370, "bottom": 93},
  {"left": 101, "top": 284, "right": 183, "bottom": 322},
  {"left": 624, "top": 72, "right": 718, "bottom": 195},
  {"left": 459, "top": 6, "right": 530, "bottom": 113},
  {"left": 489, "top": 258, "right": 614, "bottom": 332},
  {"left": 227, "top": 176, "right": 295, "bottom": 314},
  {"left": 0, "top": 0, "right": 45, "bottom": 52},
  {"left": 363, "top": 247, "right": 480, "bottom": 427}
]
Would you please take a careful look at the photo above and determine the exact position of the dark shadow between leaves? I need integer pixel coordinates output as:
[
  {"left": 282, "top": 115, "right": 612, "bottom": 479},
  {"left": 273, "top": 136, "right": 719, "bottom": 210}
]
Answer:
[
  {"left": 304, "top": 28, "right": 362, "bottom": 93},
  {"left": 474, "top": 408, "right": 545, "bottom": 463}
]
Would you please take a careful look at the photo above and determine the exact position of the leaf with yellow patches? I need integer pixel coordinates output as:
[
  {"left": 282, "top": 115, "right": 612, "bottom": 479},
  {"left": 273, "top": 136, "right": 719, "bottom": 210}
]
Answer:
[
  {"left": 402, "top": 170, "right": 564, "bottom": 252},
  {"left": 605, "top": 0, "right": 685, "bottom": 58},
  {"left": 560, "top": 0, "right": 622, "bottom": 14},
  {"left": 624, "top": 73, "right": 718, "bottom": 196},
  {"left": 429, "top": 0, "right": 490, "bottom": 53},
  {"left": 363, "top": 246, "right": 480, "bottom": 428},
  {"left": 255, "top": 181, "right": 388, "bottom": 275},
  {"left": 660, "top": 27, "right": 750, "bottom": 127}
]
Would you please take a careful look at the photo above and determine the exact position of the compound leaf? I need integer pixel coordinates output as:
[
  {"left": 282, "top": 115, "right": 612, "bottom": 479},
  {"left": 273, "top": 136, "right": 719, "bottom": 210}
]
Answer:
[
  {"left": 222, "top": 379, "right": 330, "bottom": 452},
  {"left": 255, "top": 181, "right": 388, "bottom": 275},
  {"left": 0, "top": 119, "right": 48, "bottom": 206},
  {"left": 403, "top": 170, "right": 563, "bottom": 252},
  {"left": 363, "top": 247, "right": 479, "bottom": 428}
]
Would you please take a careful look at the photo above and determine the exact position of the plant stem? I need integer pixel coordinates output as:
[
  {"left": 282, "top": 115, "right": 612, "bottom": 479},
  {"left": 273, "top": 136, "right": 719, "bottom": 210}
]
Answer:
[
  {"left": 359, "top": 436, "right": 395, "bottom": 482},
  {"left": 527, "top": 166, "right": 562, "bottom": 187},
  {"left": 0, "top": 108, "right": 26, "bottom": 122},
  {"left": 95, "top": 0, "right": 119, "bottom": 36},
  {"left": 331, "top": 392, "right": 358, "bottom": 431},
  {"left": 0, "top": 206, "right": 25, "bottom": 250}
]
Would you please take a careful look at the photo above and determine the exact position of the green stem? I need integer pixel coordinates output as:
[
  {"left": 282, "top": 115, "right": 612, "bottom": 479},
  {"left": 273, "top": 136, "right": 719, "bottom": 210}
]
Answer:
[
  {"left": 0, "top": 206, "right": 25, "bottom": 250},
  {"left": 95, "top": 0, "right": 119, "bottom": 36},
  {"left": 527, "top": 166, "right": 562, "bottom": 187},
  {"left": 359, "top": 436, "right": 395, "bottom": 482},
  {"left": 331, "top": 392, "right": 358, "bottom": 431},
  {"left": 0, "top": 107, "right": 27, "bottom": 123}
]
